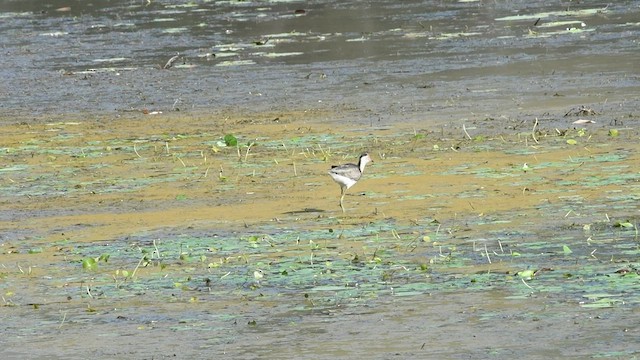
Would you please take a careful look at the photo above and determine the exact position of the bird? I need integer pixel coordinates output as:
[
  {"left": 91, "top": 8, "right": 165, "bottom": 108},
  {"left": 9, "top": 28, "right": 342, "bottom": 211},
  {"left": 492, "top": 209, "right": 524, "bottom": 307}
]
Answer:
[{"left": 328, "top": 153, "right": 373, "bottom": 213}]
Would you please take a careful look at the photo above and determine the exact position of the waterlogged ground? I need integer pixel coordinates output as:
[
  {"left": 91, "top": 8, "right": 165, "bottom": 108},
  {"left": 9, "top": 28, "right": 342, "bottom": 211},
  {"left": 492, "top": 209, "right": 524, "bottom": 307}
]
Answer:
[
  {"left": 1, "top": 112, "right": 639, "bottom": 359},
  {"left": 2, "top": 0, "right": 639, "bottom": 125},
  {"left": 1, "top": 0, "right": 639, "bottom": 357}
]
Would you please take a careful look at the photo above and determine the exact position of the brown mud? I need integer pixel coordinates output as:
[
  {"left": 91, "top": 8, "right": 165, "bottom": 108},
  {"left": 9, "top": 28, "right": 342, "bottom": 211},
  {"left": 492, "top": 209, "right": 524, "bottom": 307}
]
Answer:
[{"left": 3, "top": 111, "right": 635, "bottom": 244}]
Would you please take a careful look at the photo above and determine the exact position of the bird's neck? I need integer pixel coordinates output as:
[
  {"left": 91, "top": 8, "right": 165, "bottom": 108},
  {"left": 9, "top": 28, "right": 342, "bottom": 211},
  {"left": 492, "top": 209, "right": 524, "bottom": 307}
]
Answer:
[{"left": 358, "top": 159, "right": 367, "bottom": 173}]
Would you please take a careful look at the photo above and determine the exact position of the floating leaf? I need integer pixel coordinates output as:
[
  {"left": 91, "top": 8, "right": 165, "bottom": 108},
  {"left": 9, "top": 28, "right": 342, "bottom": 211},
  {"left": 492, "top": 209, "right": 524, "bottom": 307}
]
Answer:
[
  {"left": 580, "top": 301, "right": 613, "bottom": 308},
  {"left": 562, "top": 245, "right": 573, "bottom": 254},
  {"left": 224, "top": 134, "right": 238, "bottom": 147},
  {"left": 614, "top": 221, "right": 634, "bottom": 228},
  {"left": 566, "top": 139, "right": 578, "bottom": 145},
  {"left": 518, "top": 269, "right": 535, "bottom": 279},
  {"left": 82, "top": 257, "right": 98, "bottom": 270},
  {"left": 580, "top": 297, "right": 622, "bottom": 308},
  {"left": 608, "top": 129, "right": 619, "bottom": 137}
]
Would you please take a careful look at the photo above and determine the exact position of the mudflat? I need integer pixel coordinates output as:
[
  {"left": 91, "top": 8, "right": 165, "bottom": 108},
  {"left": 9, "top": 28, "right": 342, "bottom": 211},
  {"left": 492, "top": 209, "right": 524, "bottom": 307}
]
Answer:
[{"left": 1, "top": 110, "right": 638, "bottom": 359}]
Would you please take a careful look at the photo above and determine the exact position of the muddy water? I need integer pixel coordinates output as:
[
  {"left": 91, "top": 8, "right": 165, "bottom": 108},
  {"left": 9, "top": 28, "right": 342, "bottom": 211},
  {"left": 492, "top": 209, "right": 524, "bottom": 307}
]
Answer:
[
  {"left": 1, "top": 0, "right": 639, "bottom": 125},
  {"left": 1, "top": 0, "right": 640, "bottom": 359}
]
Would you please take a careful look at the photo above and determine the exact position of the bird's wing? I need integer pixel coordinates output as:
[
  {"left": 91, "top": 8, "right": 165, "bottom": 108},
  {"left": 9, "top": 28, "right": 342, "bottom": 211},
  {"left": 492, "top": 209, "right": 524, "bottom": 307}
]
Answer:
[{"left": 329, "top": 163, "right": 361, "bottom": 180}]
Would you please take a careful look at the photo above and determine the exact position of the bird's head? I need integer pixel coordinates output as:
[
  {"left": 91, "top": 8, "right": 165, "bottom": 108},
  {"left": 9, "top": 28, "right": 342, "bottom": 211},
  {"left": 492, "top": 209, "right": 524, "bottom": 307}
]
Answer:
[{"left": 359, "top": 153, "right": 372, "bottom": 171}]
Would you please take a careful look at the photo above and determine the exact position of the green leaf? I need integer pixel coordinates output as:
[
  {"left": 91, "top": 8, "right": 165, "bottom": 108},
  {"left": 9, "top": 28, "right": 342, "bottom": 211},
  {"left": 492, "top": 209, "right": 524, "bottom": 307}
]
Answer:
[
  {"left": 566, "top": 139, "right": 578, "bottom": 145},
  {"left": 608, "top": 129, "right": 619, "bottom": 137},
  {"left": 224, "top": 134, "right": 238, "bottom": 147},
  {"left": 82, "top": 257, "right": 98, "bottom": 271},
  {"left": 563, "top": 245, "right": 573, "bottom": 254},
  {"left": 518, "top": 269, "right": 535, "bottom": 279},
  {"left": 615, "top": 221, "right": 634, "bottom": 228},
  {"left": 580, "top": 298, "right": 621, "bottom": 308}
]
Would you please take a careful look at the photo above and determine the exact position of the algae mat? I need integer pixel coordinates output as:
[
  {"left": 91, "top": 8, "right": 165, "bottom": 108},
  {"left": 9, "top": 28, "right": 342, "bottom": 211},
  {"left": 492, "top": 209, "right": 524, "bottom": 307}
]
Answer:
[{"left": 1, "top": 113, "right": 639, "bottom": 359}]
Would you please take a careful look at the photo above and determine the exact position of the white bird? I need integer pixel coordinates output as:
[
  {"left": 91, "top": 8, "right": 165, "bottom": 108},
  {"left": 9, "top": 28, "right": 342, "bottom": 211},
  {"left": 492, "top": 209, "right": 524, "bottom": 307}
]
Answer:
[{"left": 328, "top": 153, "right": 373, "bottom": 213}]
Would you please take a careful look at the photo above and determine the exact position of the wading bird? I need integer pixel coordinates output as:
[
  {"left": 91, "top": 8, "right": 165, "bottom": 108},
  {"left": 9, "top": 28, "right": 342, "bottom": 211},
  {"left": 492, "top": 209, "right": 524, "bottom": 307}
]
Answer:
[{"left": 328, "top": 153, "right": 372, "bottom": 213}]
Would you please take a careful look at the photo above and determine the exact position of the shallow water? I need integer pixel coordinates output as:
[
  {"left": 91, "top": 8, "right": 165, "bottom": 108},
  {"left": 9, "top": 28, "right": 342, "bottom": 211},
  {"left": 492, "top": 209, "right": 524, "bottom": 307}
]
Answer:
[
  {"left": 1, "top": 116, "right": 639, "bottom": 358},
  {"left": 1, "top": 0, "right": 638, "bottom": 126},
  {"left": 1, "top": 1, "right": 640, "bottom": 359}
]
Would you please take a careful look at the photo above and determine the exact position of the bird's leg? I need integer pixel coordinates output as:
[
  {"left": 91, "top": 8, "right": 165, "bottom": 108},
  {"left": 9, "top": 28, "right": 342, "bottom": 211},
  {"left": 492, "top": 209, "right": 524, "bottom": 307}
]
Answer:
[{"left": 339, "top": 187, "right": 346, "bottom": 213}]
